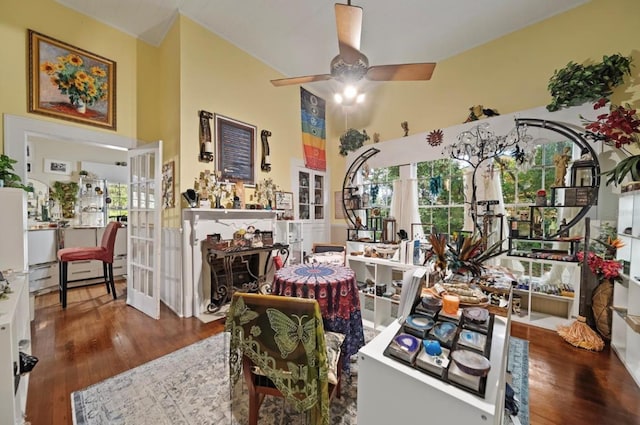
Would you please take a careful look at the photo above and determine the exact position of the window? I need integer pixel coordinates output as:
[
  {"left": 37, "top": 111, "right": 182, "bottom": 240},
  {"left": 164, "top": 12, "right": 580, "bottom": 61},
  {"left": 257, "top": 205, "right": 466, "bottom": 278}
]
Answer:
[
  {"left": 416, "top": 159, "right": 465, "bottom": 238},
  {"left": 107, "top": 182, "right": 128, "bottom": 220},
  {"left": 361, "top": 165, "right": 399, "bottom": 218}
]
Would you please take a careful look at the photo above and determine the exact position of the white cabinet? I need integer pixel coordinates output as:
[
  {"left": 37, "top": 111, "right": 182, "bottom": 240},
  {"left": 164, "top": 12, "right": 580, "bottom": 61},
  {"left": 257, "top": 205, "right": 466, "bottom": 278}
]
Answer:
[
  {"left": 0, "top": 275, "right": 31, "bottom": 425},
  {"left": 500, "top": 257, "right": 580, "bottom": 330},
  {"left": 612, "top": 189, "right": 640, "bottom": 388},
  {"left": 274, "top": 220, "right": 303, "bottom": 265},
  {"left": 294, "top": 167, "right": 327, "bottom": 253},
  {"left": 28, "top": 229, "right": 59, "bottom": 293},
  {"left": 347, "top": 255, "right": 418, "bottom": 330},
  {"left": 357, "top": 316, "right": 510, "bottom": 425},
  {"left": 0, "top": 189, "right": 28, "bottom": 273}
]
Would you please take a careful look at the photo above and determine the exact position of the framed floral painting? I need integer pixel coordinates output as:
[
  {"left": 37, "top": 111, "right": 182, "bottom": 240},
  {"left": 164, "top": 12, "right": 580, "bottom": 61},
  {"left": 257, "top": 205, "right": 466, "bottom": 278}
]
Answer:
[{"left": 28, "top": 29, "right": 116, "bottom": 130}]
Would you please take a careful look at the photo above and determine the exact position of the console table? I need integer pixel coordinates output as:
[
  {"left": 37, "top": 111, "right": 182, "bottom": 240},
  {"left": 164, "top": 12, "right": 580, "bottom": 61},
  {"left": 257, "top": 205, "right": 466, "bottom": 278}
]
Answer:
[{"left": 203, "top": 242, "right": 289, "bottom": 313}]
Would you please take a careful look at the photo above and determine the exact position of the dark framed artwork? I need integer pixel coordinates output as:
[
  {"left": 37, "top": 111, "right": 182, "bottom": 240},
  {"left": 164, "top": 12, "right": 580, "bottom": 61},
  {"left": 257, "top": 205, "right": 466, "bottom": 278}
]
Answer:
[
  {"left": 28, "top": 29, "right": 116, "bottom": 130},
  {"left": 215, "top": 114, "right": 256, "bottom": 184}
]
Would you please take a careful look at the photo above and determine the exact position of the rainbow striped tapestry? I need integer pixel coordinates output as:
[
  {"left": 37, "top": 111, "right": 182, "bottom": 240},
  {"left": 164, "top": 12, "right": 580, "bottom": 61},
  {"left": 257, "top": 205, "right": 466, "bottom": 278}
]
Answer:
[{"left": 300, "top": 88, "right": 326, "bottom": 171}]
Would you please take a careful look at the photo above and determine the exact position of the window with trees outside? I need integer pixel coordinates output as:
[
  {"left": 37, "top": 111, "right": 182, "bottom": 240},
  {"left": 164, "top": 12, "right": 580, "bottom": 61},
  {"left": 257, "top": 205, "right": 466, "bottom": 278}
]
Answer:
[
  {"left": 107, "top": 182, "right": 128, "bottom": 221},
  {"left": 416, "top": 158, "right": 465, "bottom": 239},
  {"left": 361, "top": 165, "right": 399, "bottom": 219}
]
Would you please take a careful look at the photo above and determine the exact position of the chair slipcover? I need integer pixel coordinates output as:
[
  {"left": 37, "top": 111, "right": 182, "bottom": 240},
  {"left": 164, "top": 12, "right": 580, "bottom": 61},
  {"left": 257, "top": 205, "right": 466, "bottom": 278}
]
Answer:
[{"left": 226, "top": 292, "right": 331, "bottom": 425}]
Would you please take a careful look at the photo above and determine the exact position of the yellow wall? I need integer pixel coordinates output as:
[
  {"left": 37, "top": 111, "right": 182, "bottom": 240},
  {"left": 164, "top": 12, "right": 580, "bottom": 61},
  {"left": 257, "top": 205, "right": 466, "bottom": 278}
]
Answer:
[
  {"left": 3, "top": 0, "right": 639, "bottom": 229},
  {"left": 176, "top": 16, "right": 307, "bottom": 195},
  {"left": 0, "top": 0, "right": 139, "bottom": 149}
]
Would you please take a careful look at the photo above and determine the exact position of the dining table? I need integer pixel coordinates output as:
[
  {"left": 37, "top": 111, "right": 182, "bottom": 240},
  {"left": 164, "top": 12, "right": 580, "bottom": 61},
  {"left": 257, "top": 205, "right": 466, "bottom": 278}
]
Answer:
[{"left": 272, "top": 262, "right": 366, "bottom": 373}]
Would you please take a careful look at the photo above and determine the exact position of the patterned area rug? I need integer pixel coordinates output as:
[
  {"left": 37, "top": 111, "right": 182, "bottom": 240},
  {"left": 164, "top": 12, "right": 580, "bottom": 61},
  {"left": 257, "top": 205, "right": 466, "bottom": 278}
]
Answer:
[
  {"left": 505, "top": 337, "right": 530, "bottom": 425},
  {"left": 72, "top": 330, "right": 528, "bottom": 425}
]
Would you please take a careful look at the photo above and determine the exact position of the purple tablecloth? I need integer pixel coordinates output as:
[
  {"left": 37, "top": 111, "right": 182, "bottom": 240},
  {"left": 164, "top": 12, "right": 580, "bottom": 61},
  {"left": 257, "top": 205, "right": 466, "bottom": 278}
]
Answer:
[{"left": 273, "top": 263, "right": 365, "bottom": 372}]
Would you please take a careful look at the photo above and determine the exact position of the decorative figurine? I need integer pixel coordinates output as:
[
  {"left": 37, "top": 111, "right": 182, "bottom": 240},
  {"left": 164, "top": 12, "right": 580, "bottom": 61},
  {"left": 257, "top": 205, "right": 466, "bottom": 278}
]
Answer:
[
  {"left": 401, "top": 121, "right": 409, "bottom": 137},
  {"left": 553, "top": 146, "right": 571, "bottom": 187}
]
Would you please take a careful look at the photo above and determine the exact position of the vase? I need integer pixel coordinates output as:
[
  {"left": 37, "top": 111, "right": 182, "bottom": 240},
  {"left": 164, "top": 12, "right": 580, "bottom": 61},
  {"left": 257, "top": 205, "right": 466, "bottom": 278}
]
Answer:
[{"left": 75, "top": 99, "right": 86, "bottom": 114}]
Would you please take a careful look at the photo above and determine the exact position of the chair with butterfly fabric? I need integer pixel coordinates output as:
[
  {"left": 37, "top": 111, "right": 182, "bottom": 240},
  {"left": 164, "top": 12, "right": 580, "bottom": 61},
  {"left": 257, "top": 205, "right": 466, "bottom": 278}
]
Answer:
[{"left": 226, "top": 292, "right": 344, "bottom": 425}]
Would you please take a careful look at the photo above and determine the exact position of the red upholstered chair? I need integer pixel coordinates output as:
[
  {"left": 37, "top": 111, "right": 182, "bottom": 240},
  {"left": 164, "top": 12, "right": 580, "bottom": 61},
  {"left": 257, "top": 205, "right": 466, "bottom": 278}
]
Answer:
[{"left": 57, "top": 221, "right": 122, "bottom": 308}]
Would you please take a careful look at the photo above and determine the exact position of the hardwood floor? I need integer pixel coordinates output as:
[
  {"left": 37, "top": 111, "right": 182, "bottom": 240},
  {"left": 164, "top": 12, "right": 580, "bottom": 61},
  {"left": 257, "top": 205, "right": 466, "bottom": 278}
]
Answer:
[{"left": 25, "top": 283, "right": 640, "bottom": 425}]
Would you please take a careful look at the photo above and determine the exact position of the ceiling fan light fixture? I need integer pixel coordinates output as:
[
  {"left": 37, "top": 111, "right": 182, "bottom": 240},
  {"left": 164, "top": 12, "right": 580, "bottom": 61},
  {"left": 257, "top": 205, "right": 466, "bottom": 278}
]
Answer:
[
  {"left": 356, "top": 93, "right": 365, "bottom": 103},
  {"left": 334, "top": 93, "right": 344, "bottom": 104},
  {"left": 344, "top": 85, "right": 358, "bottom": 99}
]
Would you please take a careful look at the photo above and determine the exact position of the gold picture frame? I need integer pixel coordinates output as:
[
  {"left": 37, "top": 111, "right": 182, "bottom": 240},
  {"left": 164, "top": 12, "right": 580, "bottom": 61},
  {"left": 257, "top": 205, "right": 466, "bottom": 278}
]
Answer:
[{"left": 28, "top": 29, "right": 116, "bottom": 130}]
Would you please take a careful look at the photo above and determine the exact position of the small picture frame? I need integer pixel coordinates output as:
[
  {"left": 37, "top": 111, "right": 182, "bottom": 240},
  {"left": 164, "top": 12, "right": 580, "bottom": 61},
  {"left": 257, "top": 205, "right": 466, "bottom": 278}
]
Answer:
[
  {"left": 44, "top": 158, "right": 72, "bottom": 175},
  {"left": 275, "top": 191, "right": 293, "bottom": 210}
]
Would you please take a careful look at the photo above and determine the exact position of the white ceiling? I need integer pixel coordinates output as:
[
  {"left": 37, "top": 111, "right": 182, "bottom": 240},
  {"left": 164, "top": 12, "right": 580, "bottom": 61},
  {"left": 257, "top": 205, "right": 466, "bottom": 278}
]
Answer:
[{"left": 56, "top": 0, "right": 589, "bottom": 84}]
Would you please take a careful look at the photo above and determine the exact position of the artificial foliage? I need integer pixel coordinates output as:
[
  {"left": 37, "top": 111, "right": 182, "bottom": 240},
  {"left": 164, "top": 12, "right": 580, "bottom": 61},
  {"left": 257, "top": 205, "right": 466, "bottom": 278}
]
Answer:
[
  {"left": 51, "top": 181, "right": 79, "bottom": 218},
  {"left": 546, "top": 53, "right": 632, "bottom": 112},
  {"left": 0, "top": 154, "right": 32, "bottom": 192},
  {"left": 339, "top": 128, "right": 370, "bottom": 156}
]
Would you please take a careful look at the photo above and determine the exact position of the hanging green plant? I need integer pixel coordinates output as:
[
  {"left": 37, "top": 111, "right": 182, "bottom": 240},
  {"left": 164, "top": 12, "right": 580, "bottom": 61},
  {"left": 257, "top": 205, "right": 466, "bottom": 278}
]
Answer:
[
  {"left": 339, "top": 128, "right": 370, "bottom": 156},
  {"left": 546, "top": 53, "right": 632, "bottom": 112}
]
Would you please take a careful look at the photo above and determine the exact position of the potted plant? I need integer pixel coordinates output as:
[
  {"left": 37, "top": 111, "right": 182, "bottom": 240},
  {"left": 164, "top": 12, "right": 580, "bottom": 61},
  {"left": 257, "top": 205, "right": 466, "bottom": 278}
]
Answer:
[
  {"left": 0, "top": 154, "right": 32, "bottom": 192},
  {"left": 546, "top": 53, "right": 632, "bottom": 112},
  {"left": 582, "top": 99, "right": 640, "bottom": 185}
]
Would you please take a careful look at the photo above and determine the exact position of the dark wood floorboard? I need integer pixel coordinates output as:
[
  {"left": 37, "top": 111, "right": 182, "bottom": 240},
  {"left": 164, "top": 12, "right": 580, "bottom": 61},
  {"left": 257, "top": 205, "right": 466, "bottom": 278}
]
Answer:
[
  {"left": 25, "top": 281, "right": 224, "bottom": 425},
  {"left": 25, "top": 283, "right": 640, "bottom": 424}
]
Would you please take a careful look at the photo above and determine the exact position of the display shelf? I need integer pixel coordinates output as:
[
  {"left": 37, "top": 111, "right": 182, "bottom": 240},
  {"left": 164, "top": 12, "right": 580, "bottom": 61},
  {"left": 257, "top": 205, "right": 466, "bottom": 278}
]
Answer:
[
  {"left": 77, "top": 177, "right": 108, "bottom": 227},
  {"left": 347, "top": 255, "right": 418, "bottom": 331},
  {"left": 0, "top": 275, "right": 31, "bottom": 425},
  {"left": 612, "top": 189, "right": 640, "bottom": 388},
  {"left": 500, "top": 255, "right": 579, "bottom": 330},
  {"left": 274, "top": 220, "right": 303, "bottom": 266},
  {"left": 357, "top": 315, "right": 510, "bottom": 425}
]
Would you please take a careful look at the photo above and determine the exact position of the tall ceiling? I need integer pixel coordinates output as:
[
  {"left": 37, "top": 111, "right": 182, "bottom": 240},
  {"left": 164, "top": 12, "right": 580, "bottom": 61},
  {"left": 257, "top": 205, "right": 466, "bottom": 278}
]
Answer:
[{"left": 57, "top": 0, "right": 589, "bottom": 86}]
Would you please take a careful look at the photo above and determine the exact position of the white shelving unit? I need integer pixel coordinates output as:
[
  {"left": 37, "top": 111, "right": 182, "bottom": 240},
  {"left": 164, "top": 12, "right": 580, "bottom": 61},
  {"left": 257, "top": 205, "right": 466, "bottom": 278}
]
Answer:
[
  {"left": 274, "top": 220, "right": 303, "bottom": 265},
  {"left": 612, "top": 189, "right": 640, "bottom": 388},
  {"left": 77, "top": 177, "right": 108, "bottom": 228},
  {"left": 357, "top": 315, "right": 510, "bottom": 425},
  {"left": 501, "top": 256, "right": 580, "bottom": 330},
  {"left": 0, "top": 275, "right": 31, "bottom": 425},
  {"left": 347, "top": 255, "right": 418, "bottom": 330}
]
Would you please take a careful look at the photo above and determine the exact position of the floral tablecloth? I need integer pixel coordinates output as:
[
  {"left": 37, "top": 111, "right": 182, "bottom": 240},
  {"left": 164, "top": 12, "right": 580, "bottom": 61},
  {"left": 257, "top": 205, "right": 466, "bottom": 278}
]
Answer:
[{"left": 273, "top": 263, "right": 365, "bottom": 372}]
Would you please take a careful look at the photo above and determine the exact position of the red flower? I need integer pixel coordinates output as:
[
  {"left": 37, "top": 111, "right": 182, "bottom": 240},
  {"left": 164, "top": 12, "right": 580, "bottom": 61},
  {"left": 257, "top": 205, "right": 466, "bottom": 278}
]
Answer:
[{"left": 576, "top": 251, "right": 622, "bottom": 281}]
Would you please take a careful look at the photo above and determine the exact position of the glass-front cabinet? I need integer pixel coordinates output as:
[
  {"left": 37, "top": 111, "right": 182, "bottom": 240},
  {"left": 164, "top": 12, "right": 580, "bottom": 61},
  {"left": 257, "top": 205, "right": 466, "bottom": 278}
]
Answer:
[
  {"left": 77, "top": 177, "right": 108, "bottom": 227},
  {"left": 298, "top": 170, "right": 325, "bottom": 221}
]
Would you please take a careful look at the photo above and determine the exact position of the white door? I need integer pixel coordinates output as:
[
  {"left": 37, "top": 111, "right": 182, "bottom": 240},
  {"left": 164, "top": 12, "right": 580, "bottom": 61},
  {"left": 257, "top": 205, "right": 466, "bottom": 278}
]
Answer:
[{"left": 127, "top": 141, "right": 162, "bottom": 319}]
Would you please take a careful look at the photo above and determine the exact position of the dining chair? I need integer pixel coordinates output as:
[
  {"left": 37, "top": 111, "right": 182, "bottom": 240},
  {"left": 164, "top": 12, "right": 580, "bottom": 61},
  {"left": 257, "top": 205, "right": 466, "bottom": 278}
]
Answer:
[
  {"left": 226, "top": 292, "right": 344, "bottom": 425},
  {"left": 57, "top": 221, "right": 122, "bottom": 308}
]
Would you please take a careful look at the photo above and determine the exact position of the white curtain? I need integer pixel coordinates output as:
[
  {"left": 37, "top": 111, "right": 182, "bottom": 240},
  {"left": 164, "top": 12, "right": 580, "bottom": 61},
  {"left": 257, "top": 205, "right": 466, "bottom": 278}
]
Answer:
[{"left": 390, "top": 178, "right": 423, "bottom": 240}]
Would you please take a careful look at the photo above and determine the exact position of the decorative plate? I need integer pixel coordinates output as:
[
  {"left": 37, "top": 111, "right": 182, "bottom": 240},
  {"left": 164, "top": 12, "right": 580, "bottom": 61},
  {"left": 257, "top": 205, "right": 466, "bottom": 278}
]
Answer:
[
  {"left": 451, "top": 349, "right": 491, "bottom": 377},
  {"left": 406, "top": 315, "right": 435, "bottom": 330},
  {"left": 462, "top": 307, "right": 489, "bottom": 324},
  {"left": 431, "top": 321, "right": 457, "bottom": 339},
  {"left": 393, "top": 333, "right": 420, "bottom": 352}
]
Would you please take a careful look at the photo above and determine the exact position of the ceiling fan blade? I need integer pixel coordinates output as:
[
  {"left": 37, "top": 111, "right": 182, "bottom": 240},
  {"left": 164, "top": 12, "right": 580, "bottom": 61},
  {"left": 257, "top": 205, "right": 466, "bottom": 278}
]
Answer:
[
  {"left": 271, "top": 74, "right": 332, "bottom": 87},
  {"left": 335, "top": 3, "right": 363, "bottom": 63},
  {"left": 366, "top": 63, "right": 437, "bottom": 81}
]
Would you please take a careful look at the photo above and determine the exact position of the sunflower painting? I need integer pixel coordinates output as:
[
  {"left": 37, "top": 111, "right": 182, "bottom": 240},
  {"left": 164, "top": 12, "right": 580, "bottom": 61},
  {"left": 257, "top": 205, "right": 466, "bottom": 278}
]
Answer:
[{"left": 28, "top": 30, "right": 116, "bottom": 130}]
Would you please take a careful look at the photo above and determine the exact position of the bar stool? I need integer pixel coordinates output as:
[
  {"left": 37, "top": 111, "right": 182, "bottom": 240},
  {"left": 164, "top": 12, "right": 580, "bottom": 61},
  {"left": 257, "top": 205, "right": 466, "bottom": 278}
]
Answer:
[{"left": 57, "top": 221, "right": 122, "bottom": 308}]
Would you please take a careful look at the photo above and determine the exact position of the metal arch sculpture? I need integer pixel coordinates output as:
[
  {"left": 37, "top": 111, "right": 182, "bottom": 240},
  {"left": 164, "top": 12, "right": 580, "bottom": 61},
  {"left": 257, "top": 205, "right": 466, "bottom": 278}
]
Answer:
[
  {"left": 342, "top": 147, "right": 380, "bottom": 229},
  {"left": 515, "top": 118, "right": 601, "bottom": 239}
]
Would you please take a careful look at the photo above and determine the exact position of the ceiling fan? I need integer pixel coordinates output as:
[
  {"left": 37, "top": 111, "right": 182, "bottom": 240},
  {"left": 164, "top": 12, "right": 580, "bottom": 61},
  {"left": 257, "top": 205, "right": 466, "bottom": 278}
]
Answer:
[{"left": 270, "top": 1, "right": 436, "bottom": 87}]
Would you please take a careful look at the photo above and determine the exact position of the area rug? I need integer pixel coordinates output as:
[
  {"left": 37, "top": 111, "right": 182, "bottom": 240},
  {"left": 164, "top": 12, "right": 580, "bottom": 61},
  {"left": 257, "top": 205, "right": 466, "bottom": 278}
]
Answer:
[
  {"left": 72, "top": 331, "right": 529, "bottom": 425},
  {"left": 505, "top": 337, "right": 530, "bottom": 425}
]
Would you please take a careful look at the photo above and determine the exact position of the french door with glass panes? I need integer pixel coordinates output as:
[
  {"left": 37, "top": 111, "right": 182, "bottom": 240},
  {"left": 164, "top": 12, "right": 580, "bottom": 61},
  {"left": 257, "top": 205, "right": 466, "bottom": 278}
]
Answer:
[{"left": 295, "top": 167, "right": 327, "bottom": 255}]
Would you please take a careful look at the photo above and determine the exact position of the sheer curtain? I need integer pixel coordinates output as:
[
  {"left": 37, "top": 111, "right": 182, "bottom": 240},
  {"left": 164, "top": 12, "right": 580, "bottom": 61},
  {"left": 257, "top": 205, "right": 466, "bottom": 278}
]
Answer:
[{"left": 390, "top": 167, "right": 423, "bottom": 241}]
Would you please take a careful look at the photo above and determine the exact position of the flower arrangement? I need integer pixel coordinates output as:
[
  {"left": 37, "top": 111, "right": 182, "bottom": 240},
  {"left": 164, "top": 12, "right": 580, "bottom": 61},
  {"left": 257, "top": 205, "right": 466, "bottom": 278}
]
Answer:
[
  {"left": 583, "top": 99, "right": 640, "bottom": 185},
  {"left": 576, "top": 251, "right": 623, "bottom": 282},
  {"left": 40, "top": 53, "right": 109, "bottom": 108}
]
